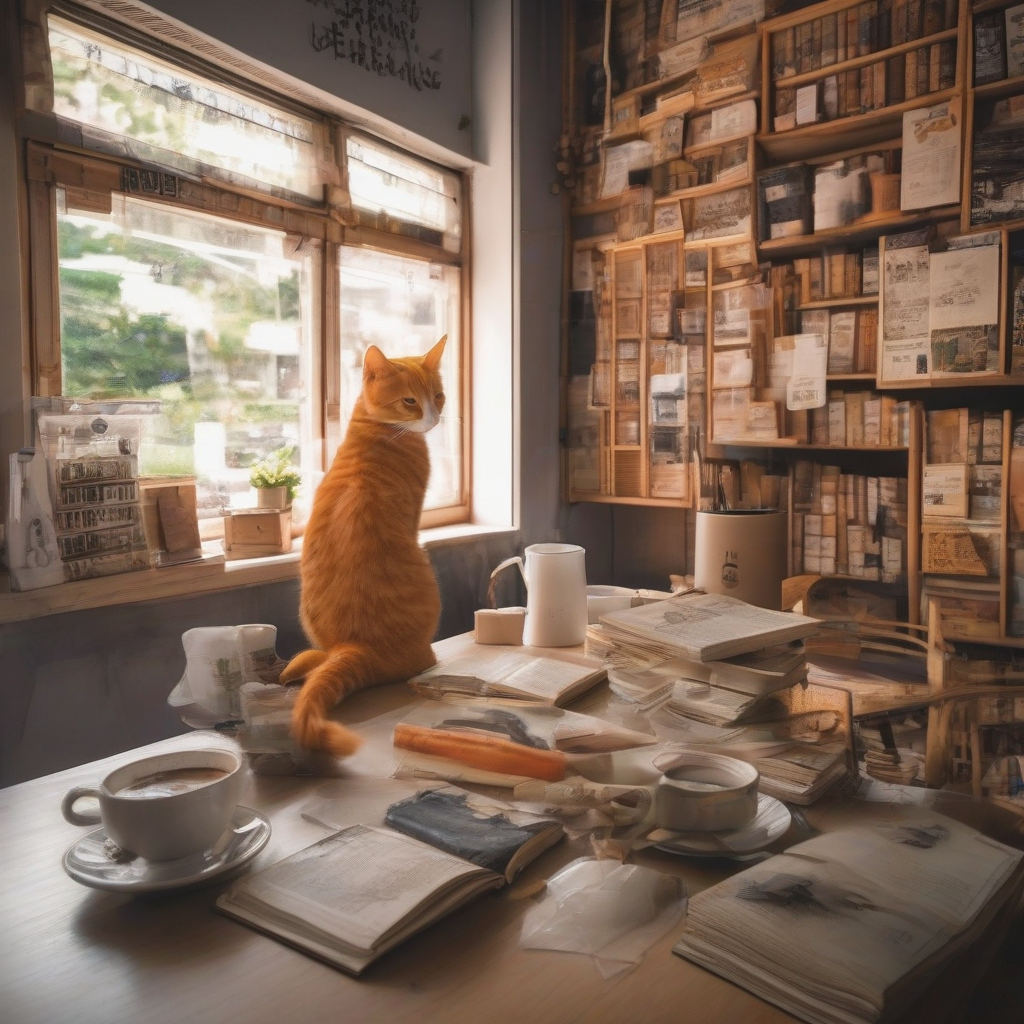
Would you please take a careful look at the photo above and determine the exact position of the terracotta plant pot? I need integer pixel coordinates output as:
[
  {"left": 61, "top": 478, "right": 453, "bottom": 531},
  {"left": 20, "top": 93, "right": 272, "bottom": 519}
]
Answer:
[{"left": 255, "top": 486, "right": 289, "bottom": 510}]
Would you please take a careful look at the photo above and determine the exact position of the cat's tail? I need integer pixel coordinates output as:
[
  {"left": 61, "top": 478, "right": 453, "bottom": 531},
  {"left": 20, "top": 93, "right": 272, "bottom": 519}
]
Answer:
[{"left": 284, "top": 644, "right": 374, "bottom": 757}]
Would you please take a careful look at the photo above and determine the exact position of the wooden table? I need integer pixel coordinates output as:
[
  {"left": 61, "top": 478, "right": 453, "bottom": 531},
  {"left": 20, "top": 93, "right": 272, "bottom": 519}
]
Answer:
[{"left": 1, "top": 680, "right": 1021, "bottom": 1024}]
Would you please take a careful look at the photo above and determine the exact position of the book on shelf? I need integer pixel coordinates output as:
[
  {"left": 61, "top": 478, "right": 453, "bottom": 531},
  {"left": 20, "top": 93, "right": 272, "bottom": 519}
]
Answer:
[
  {"left": 1007, "top": 4, "right": 1024, "bottom": 78},
  {"left": 409, "top": 634, "right": 606, "bottom": 706},
  {"left": 217, "top": 787, "right": 564, "bottom": 975},
  {"left": 599, "top": 592, "right": 819, "bottom": 662},
  {"left": 927, "top": 408, "right": 1003, "bottom": 466},
  {"left": 757, "top": 164, "right": 813, "bottom": 242},
  {"left": 975, "top": 10, "right": 1008, "bottom": 86},
  {"left": 971, "top": 99, "right": 1024, "bottom": 226},
  {"left": 675, "top": 811, "right": 1024, "bottom": 1024},
  {"left": 792, "top": 461, "right": 908, "bottom": 580}
]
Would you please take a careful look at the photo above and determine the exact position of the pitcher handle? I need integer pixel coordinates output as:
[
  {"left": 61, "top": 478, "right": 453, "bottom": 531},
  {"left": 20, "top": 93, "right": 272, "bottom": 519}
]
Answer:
[{"left": 488, "top": 556, "right": 527, "bottom": 608}]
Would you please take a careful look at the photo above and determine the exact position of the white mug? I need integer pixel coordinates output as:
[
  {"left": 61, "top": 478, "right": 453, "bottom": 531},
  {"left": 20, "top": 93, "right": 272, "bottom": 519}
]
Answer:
[
  {"left": 490, "top": 543, "right": 588, "bottom": 647},
  {"left": 61, "top": 747, "right": 247, "bottom": 861}
]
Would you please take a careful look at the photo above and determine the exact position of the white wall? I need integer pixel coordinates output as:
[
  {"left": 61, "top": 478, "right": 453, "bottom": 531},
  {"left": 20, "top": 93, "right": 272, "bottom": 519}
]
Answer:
[{"left": 141, "top": 0, "right": 474, "bottom": 159}]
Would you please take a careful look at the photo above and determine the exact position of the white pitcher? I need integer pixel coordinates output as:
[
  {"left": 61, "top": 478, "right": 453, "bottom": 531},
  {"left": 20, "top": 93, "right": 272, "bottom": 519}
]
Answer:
[{"left": 490, "top": 543, "right": 588, "bottom": 647}]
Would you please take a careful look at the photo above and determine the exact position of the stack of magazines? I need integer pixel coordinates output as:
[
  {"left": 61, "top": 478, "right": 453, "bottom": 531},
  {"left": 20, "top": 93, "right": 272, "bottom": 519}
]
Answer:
[{"left": 590, "top": 592, "right": 849, "bottom": 804}]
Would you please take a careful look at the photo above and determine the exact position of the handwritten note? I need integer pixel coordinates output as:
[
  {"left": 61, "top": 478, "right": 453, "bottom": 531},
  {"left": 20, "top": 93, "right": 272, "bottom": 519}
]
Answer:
[{"left": 307, "top": 0, "right": 442, "bottom": 91}]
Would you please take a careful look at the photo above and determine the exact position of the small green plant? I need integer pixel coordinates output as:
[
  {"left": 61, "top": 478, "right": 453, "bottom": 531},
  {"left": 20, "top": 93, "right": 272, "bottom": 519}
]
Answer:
[{"left": 249, "top": 445, "right": 301, "bottom": 500}]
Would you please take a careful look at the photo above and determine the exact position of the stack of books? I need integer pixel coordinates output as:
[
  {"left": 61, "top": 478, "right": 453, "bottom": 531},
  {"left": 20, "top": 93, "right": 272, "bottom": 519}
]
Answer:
[{"left": 594, "top": 592, "right": 850, "bottom": 804}]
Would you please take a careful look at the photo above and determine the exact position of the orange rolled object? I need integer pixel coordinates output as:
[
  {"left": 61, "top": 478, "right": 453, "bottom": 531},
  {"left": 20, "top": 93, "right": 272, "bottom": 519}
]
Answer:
[{"left": 393, "top": 724, "right": 567, "bottom": 782}]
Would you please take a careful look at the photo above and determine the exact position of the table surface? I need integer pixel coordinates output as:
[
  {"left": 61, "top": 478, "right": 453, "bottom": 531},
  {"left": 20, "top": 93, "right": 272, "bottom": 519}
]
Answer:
[{"left": 1, "top": 676, "right": 1020, "bottom": 1024}]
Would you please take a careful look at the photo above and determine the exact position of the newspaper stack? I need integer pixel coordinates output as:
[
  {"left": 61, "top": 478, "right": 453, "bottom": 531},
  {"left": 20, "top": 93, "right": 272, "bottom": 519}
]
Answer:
[{"left": 591, "top": 593, "right": 849, "bottom": 804}]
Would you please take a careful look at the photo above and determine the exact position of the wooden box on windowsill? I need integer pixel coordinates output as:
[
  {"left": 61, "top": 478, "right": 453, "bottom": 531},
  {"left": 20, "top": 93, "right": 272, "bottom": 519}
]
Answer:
[{"left": 224, "top": 508, "right": 292, "bottom": 560}]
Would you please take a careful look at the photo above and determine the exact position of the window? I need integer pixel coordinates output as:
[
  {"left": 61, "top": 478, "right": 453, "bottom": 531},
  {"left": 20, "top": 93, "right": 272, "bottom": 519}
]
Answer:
[
  {"left": 44, "top": 15, "right": 329, "bottom": 202},
  {"left": 23, "top": 8, "right": 469, "bottom": 541},
  {"left": 339, "top": 248, "right": 462, "bottom": 510},
  {"left": 57, "top": 194, "right": 316, "bottom": 518},
  {"left": 346, "top": 136, "right": 462, "bottom": 252}
]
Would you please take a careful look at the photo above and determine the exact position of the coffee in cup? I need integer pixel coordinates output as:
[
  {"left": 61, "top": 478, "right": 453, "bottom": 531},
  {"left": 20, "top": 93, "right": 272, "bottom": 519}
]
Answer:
[{"left": 61, "top": 747, "right": 246, "bottom": 861}]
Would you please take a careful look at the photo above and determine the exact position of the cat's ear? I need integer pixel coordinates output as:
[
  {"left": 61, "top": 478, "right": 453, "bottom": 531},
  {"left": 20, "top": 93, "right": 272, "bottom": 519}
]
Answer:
[
  {"left": 363, "top": 345, "right": 391, "bottom": 381},
  {"left": 422, "top": 334, "right": 447, "bottom": 372}
]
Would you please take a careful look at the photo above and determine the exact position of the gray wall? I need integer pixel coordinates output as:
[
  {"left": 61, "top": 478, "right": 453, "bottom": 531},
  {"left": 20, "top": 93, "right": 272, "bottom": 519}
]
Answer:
[
  {"left": 0, "top": 532, "right": 522, "bottom": 787},
  {"left": 514, "top": 0, "right": 564, "bottom": 548},
  {"left": 140, "top": 0, "right": 474, "bottom": 159}
]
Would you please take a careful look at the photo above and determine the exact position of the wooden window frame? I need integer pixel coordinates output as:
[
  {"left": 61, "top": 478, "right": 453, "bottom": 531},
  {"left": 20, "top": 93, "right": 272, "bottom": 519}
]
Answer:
[{"left": 18, "top": 12, "right": 472, "bottom": 534}]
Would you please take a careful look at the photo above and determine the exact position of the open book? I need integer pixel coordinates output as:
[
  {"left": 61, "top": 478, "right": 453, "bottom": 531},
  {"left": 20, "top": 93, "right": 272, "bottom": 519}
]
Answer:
[
  {"left": 600, "top": 593, "right": 819, "bottom": 662},
  {"left": 218, "top": 787, "right": 563, "bottom": 975},
  {"left": 410, "top": 635, "right": 605, "bottom": 706},
  {"left": 674, "top": 811, "right": 1024, "bottom": 1024}
]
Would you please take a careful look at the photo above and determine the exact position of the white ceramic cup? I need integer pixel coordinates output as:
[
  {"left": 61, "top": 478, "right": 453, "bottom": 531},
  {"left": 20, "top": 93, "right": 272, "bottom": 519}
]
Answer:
[
  {"left": 654, "top": 751, "right": 760, "bottom": 832},
  {"left": 586, "top": 584, "right": 637, "bottom": 624},
  {"left": 61, "top": 747, "right": 247, "bottom": 861}
]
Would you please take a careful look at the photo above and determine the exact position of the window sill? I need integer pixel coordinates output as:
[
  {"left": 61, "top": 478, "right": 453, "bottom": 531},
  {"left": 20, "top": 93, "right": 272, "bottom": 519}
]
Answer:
[{"left": 0, "top": 523, "right": 517, "bottom": 626}]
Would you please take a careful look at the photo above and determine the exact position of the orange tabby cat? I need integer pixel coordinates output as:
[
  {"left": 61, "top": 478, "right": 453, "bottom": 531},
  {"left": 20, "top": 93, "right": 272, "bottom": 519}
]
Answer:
[{"left": 280, "top": 337, "right": 447, "bottom": 755}]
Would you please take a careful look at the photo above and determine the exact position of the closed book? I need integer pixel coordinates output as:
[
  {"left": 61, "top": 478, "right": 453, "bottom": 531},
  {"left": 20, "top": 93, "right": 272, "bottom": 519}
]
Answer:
[
  {"left": 887, "top": 54, "right": 906, "bottom": 103},
  {"left": 905, "top": 0, "right": 922, "bottom": 41},
  {"left": 863, "top": 398, "right": 882, "bottom": 445},
  {"left": 975, "top": 12, "right": 1007, "bottom": 86},
  {"left": 917, "top": 45, "right": 931, "bottom": 94},
  {"left": 862, "top": 246, "right": 879, "bottom": 294},
  {"left": 905, "top": 48, "right": 919, "bottom": 98},
  {"left": 929, "top": 43, "right": 942, "bottom": 93},
  {"left": 892, "top": 0, "right": 907, "bottom": 45},
  {"left": 845, "top": 391, "right": 866, "bottom": 445},
  {"left": 857, "top": 308, "right": 878, "bottom": 373},
  {"left": 828, "top": 396, "right": 847, "bottom": 445},
  {"left": 938, "top": 40, "right": 956, "bottom": 89},
  {"left": 848, "top": 6, "right": 861, "bottom": 58},
  {"left": 860, "top": 62, "right": 874, "bottom": 110},
  {"left": 942, "top": 0, "right": 957, "bottom": 30},
  {"left": 837, "top": 11, "right": 848, "bottom": 61},
  {"left": 1006, "top": 4, "right": 1024, "bottom": 77},
  {"left": 796, "top": 22, "right": 813, "bottom": 73},
  {"left": 872, "top": 61, "right": 887, "bottom": 108},
  {"left": 922, "top": 0, "right": 943, "bottom": 37},
  {"left": 822, "top": 14, "right": 838, "bottom": 66},
  {"left": 811, "top": 18, "right": 823, "bottom": 70}
]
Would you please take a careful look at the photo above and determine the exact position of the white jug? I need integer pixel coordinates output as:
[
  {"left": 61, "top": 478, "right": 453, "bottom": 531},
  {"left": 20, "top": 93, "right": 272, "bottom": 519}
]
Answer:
[{"left": 490, "top": 543, "right": 588, "bottom": 647}]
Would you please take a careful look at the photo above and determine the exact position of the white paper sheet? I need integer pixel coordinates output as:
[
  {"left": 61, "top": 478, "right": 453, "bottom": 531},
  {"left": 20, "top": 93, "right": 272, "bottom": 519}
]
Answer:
[{"left": 901, "top": 101, "right": 961, "bottom": 210}]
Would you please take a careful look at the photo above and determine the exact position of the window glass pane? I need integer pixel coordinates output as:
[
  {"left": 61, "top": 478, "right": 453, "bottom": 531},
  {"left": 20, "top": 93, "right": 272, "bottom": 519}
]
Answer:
[
  {"left": 58, "top": 194, "right": 315, "bottom": 519},
  {"left": 339, "top": 248, "right": 461, "bottom": 511},
  {"left": 346, "top": 136, "right": 462, "bottom": 252},
  {"left": 47, "top": 16, "right": 326, "bottom": 202}
]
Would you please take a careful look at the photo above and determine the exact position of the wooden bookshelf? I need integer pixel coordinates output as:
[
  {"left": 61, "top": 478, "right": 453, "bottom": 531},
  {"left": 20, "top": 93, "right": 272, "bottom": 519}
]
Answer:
[
  {"left": 798, "top": 296, "right": 879, "bottom": 310},
  {"left": 962, "top": 0, "right": 1024, "bottom": 234},
  {"left": 759, "top": 0, "right": 966, "bottom": 163},
  {"left": 759, "top": 205, "right": 961, "bottom": 258}
]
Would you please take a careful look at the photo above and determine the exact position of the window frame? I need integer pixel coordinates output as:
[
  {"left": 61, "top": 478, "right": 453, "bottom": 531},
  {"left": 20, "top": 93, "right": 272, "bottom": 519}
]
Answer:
[{"left": 19, "top": 9, "right": 472, "bottom": 533}]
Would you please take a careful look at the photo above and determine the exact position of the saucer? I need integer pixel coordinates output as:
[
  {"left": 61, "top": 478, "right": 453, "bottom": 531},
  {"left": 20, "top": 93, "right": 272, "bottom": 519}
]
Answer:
[
  {"left": 650, "top": 793, "right": 792, "bottom": 858},
  {"left": 63, "top": 805, "right": 271, "bottom": 893}
]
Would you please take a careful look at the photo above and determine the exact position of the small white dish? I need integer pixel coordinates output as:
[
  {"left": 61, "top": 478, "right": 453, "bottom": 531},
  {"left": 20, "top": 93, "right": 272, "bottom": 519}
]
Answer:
[
  {"left": 62, "top": 805, "right": 271, "bottom": 893},
  {"left": 649, "top": 793, "right": 791, "bottom": 858}
]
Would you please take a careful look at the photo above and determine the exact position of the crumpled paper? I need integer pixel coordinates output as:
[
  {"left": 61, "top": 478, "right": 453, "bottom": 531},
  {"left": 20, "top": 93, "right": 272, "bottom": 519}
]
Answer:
[{"left": 520, "top": 857, "right": 687, "bottom": 978}]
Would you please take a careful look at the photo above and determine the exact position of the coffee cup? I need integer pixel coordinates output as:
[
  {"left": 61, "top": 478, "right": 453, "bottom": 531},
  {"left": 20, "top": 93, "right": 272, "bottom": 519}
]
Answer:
[{"left": 61, "top": 747, "right": 247, "bottom": 861}]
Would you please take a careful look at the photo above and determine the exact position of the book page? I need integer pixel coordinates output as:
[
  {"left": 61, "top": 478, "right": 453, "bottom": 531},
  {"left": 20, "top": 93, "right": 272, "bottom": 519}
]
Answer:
[
  {"left": 792, "top": 814, "right": 1021, "bottom": 929},
  {"left": 929, "top": 246, "right": 1000, "bottom": 331},
  {"left": 413, "top": 644, "right": 602, "bottom": 702},
  {"left": 234, "top": 825, "right": 485, "bottom": 953},
  {"left": 602, "top": 593, "right": 818, "bottom": 660}
]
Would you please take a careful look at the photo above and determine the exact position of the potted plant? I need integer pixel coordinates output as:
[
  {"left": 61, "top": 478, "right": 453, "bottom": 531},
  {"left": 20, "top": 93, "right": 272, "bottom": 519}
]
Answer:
[{"left": 249, "top": 446, "right": 301, "bottom": 509}]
